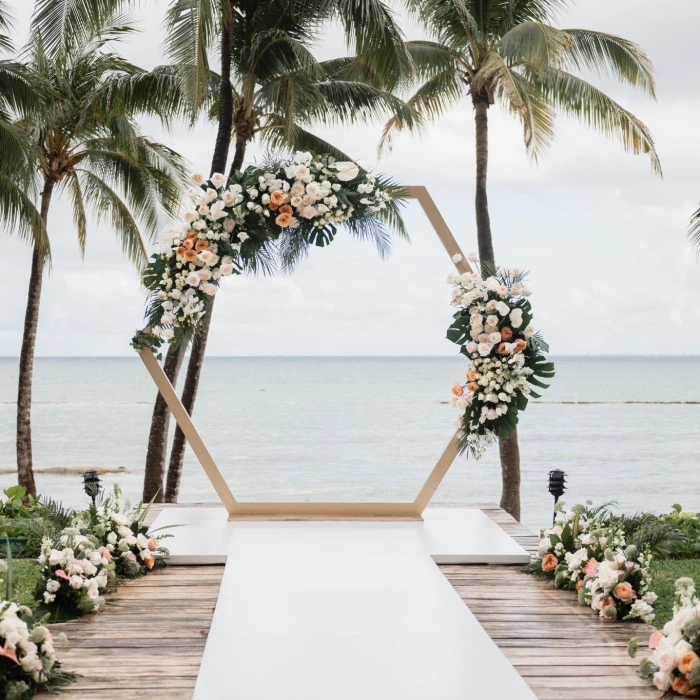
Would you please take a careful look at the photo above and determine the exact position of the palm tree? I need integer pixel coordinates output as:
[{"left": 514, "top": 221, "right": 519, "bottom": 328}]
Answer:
[
  {"left": 11, "top": 4, "right": 188, "bottom": 496},
  {"left": 689, "top": 207, "right": 700, "bottom": 254},
  {"left": 143, "top": 0, "right": 419, "bottom": 503},
  {"left": 380, "top": 0, "right": 660, "bottom": 520}
]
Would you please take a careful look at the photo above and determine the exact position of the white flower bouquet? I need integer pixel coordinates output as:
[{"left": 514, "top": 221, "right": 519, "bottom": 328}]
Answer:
[
  {"left": 36, "top": 531, "right": 113, "bottom": 619},
  {"left": 0, "top": 597, "right": 73, "bottom": 699},
  {"left": 133, "top": 150, "right": 403, "bottom": 355},
  {"left": 446, "top": 257, "right": 554, "bottom": 457},
  {"left": 76, "top": 485, "right": 168, "bottom": 579},
  {"left": 632, "top": 578, "right": 700, "bottom": 695}
]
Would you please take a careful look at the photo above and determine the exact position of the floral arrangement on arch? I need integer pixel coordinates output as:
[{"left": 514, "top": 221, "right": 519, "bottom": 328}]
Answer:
[
  {"left": 132, "top": 151, "right": 401, "bottom": 356},
  {"left": 525, "top": 505, "right": 657, "bottom": 625},
  {"left": 446, "top": 255, "right": 554, "bottom": 457},
  {"left": 0, "top": 593, "right": 73, "bottom": 700},
  {"left": 73, "top": 485, "right": 169, "bottom": 578},
  {"left": 631, "top": 577, "right": 700, "bottom": 695}
]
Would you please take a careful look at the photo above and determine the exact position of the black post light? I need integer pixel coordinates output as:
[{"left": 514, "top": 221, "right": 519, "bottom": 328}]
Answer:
[
  {"left": 82, "top": 470, "right": 101, "bottom": 506},
  {"left": 548, "top": 470, "right": 567, "bottom": 525}
]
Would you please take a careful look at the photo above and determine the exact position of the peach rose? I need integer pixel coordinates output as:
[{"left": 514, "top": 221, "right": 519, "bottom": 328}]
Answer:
[
  {"left": 144, "top": 556, "right": 155, "bottom": 570},
  {"left": 195, "top": 240, "right": 209, "bottom": 251},
  {"left": 672, "top": 675, "right": 698, "bottom": 696},
  {"left": 279, "top": 204, "right": 293, "bottom": 215},
  {"left": 275, "top": 212, "right": 293, "bottom": 227},
  {"left": 575, "top": 580, "right": 584, "bottom": 592},
  {"left": 467, "top": 382, "right": 479, "bottom": 392},
  {"left": 186, "top": 231, "right": 198, "bottom": 240},
  {"left": 176, "top": 246, "right": 186, "bottom": 257},
  {"left": 599, "top": 596, "right": 616, "bottom": 615},
  {"left": 513, "top": 338, "right": 527, "bottom": 353},
  {"left": 497, "top": 342, "right": 510, "bottom": 355},
  {"left": 147, "top": 536, "right": 158, "bottom": 552},
  {"left": 500, "top": 326, "right": 513, "bottom": 341},
  {"left": 270, "top": 191, "right": 288, "bottom": 207},
  {"left": 613, "top": 581, "right": 636, "bottom": 604},
  {"left": 467, "top": 370, "right": 478, "bottom": 382},
  {"left": 268, "top": 201, "right": 279, "bottom": 211},
  {"left": 183, "top": 238, "right": 194, "bottom": 249},
  {"left": 451, "top": 383, "right": 464, "bottom": 397},
  {"left": 680, "top": 652, "right": 700, "bottom": 676},
  {"left": 183, "top": 249, "right": 198, "bottom": 262},
  {"left": 541, "top": 553, "right": 558, "bottom": 572}
]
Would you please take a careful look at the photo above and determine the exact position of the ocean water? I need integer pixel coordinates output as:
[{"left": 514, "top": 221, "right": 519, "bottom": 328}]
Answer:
[{"left": 0, "top": 356, "right": 698, "bottom": 531}]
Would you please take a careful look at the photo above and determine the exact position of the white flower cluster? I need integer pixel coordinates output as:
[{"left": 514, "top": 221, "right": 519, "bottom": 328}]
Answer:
[
  {"left": 0, "top": 601, "right": 62, "bottom": 683},
  {"left": 38, "top": 531, "right": 112, "bottom": 611},
  {"left": 639, "top": 578, "right": 700, "bottom": 693},
  {"left": 448, "top": 258, "right": 541, "bottom": 456},
  {"left": 93, "top": 506, "right": 159, "bottom": 576}
]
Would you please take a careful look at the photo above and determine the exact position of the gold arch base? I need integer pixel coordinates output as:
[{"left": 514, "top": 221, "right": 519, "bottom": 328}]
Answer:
[{"left": 139, "top": 186, "right": 472, "bottom": 521}]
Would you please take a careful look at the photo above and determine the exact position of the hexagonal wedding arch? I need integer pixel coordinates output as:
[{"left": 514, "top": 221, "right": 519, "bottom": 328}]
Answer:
[{"left": 137, "top": 186, "right": 474, "bottom": 521}]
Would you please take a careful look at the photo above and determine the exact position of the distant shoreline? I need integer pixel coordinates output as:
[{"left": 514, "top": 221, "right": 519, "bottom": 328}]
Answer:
[{"left": 0, "top": 466, "right": 132, "bottom": 475}]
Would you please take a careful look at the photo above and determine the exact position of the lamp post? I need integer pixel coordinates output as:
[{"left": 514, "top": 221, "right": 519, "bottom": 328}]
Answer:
[
  {"left": 82, "top": 470, "right": 101, "bottom": 506},
  {"left": 548, "top": 470, "right": 566, "bottom": 525}
]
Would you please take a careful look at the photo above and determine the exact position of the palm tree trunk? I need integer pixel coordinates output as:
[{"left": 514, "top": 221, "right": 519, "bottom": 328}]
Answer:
[
  {"left": 474, "top": 98, "right": 495, "bottom": 267},
  {"left": 164, "top": 300, "right": 214, "bottom": 502},
  {"left": 16, "top": 179, "right": 54, "bottom": 497},
  {"left": 142, "top": 345, "right": 184, "bottom": 502},
  {"left": 229, "top": 128, "right": 249, "bottom": 177},
  {"left": 142, "top": 1, "right": 235, "bottom": 499},
  {"left": 473, "top": 97, "right": 521, "bottom": 521}
]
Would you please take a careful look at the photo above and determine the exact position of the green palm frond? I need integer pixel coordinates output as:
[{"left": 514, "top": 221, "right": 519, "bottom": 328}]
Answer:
[
  {"left": 533, "top": 67, "right": 661, "bottom": 175},
  {"left": 405, "top": 40, "right": 465, "bottom": 81},
  {"left": 505, "top": 69, "right": 555, "bottom": 159},
  {"left": 30, "top": 0, "right": 127, "bottom": 60},
  {"left": 0, "top": 0, "right": 14, "bottom": 53},
  {"left": 689, "top": 206, "right": 700, "bottom": 257},
  {"left": 563, "top": 29, "right": 655, "bottom": 97},
  {"left": 319, "top": 56, "right": 386, "bottom": 89},
  {"left": 163, "top": 0, "right": 219, "bottom": 112},
  {"left": 257, "top": 121, "right": 352, "bottom": 161},
  {"left": 498, "top": 21, "right": 571, "bottom": 72},
  {"left": 379, "top": 68, "right": 460, "bottom": 154},
  {"left": 64, "top": 170, "right": 87, "bottom": 256},
  {"left": 0, "top": 169, "right": 49, "bottom": 256},
  {"left": 76, "top": 168, "right": 148, "bottom": 267}
]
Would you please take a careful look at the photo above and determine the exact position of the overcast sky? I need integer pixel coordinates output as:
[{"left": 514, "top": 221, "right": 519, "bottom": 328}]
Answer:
[{"left": 1, "top": 0, "right": 699, "bottom": 357}]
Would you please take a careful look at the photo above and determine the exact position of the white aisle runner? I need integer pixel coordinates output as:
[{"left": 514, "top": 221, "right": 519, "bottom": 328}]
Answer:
[{"left": 150, "top": 510, "right": 536, "bottom": 700}]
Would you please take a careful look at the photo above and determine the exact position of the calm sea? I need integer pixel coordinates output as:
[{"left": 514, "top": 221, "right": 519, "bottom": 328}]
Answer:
[{"left": 0, "top": 356, "right": 698, "bottom": 531}]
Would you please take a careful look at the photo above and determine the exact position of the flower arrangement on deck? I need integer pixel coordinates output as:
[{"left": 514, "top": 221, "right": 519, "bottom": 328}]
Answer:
[
  {"left": 0, "top": 595, "right": 72, "bottom": 699},
  {"left": 132, "top": 151, "right": 401, "bottom": 356},
  {"left": 631, "top": 577, "right": 700, "bottom": 695},
  {"left": 525, "top": 506, "right": 657, "bottom": 624},
  {"left": 36, "top": 532, "right": 113, "bottom": 617},
  {"left": 74, "top": 485, "right": 168, "bottom": 578},
  {"left": 446, "top": 256, "right": 554, "bottom": 457}
]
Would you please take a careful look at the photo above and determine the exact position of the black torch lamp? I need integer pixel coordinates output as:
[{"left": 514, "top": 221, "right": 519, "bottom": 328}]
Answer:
[
  {"left": 548, "top": 470, "right": 566, "bottom": 525},
  {"left": 82, "top": 470, "right": 101, "bottom": 506}
]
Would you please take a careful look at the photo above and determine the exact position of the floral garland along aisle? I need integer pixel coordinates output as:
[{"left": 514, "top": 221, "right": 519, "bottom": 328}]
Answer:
[
  {"left": 132, "top": 152, "right": 399, "bottom": 355},
  {"left": 446, "top": 254, "right": 554, "bottom": 457}
]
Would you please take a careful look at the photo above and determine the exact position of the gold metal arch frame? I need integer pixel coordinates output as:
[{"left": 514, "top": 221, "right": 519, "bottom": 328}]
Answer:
[{"left": 138, "top": 186, "right": 473, "bottom": 521}]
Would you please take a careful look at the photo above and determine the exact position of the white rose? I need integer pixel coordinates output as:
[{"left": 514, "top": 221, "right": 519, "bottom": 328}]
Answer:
[
  {"left": 162, "top": 328, "right": 174, "bottom": 340},
  {"left": 486, "top": 409, "right": 497, "bottom": 420},
  {"left": 107, "top": 531, "right": 117, "bottom": 544},
  {"left": 486, "top": 315, "right": 499, "bottom": 327},
  {"left": 451, "top": 254, "right": 463, "bottom": 263},
  {"left": 523, "top": 324, "right": 535, "bottom": 338},
  {"left": 183, "top": 210, "right": 198, "bottom": 223},
  {"left": 488, "top": 332, "right": 501, "bottom": 344},
  {"left": 654, "top": 638, "right": 677, "bottom": 673},
  {"left": 509, "top": 308, "right": 524, "bottom": 328},
  {"left": 495, "top": 301, "right": 510, "bottom": 316},
  {"left": 477, "top": 342, "right": 492, "bottom": 357},
  {"left": 652, "top": 671, "right": 671, "bottom": 692},
  {"left": 220, "top": 264, "right": 234, "bottom": 276},
  {"left": 300, "top": 205, "right": 317, "bottom": 219},
  {"left": 185, "top": 272, "right": 201, "bottom": 287},
  {"left": 190, "top": 173, "right": 205, "bottom": 186},
  {"left": 511, "top": 282, "right": 523, "bottom": 295},
  {"left": 223, "top": 218, "right": 235, "bottom": 232},
  {"left": 201, "top": 282, "right": 217, "bottom": 296},
  {"left": 334, "top": 161, "right": 360, "bottom": 181},
  {"left": 210, "top": 172, "right": 226, "bottom": 188},
  {"left": 466, "top": 342, "right": 478, "bottom": 354},
  {"left": 485, "top": 277, "right": 500, "bottom": 292},
  {"left": 467, "top": 252, "right": 478, "bottom": 262}
]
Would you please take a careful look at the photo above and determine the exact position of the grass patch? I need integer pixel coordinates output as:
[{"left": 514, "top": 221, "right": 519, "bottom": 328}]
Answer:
[
  {"left": 4, "top": 559, "right": 41, "bottom": 607},
  {"left": 650, "top": 559, "right": 700, "bottom": 628}
]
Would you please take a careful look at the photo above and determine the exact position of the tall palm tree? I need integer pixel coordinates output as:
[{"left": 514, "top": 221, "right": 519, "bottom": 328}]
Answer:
[
  {"left": 11, "top": 4, "right": 188, "bottom": 496},
  {"left": 380, "top": 0, "right": 660, "bottom": 520},
  {"left": 143, "top": 0, "right": 419, "bottom": 503},
  {"left": 689, "top": 207, "right": 700, "bottom": 254}
]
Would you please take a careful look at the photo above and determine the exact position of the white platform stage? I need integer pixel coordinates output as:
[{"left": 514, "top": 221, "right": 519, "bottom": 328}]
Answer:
[{"left": 151, "top": 508, "right": 534, "bottom": 699}]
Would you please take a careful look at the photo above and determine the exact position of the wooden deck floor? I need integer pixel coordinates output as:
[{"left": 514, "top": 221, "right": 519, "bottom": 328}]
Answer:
[{"left": 40, "top": 503, "right": 657, "bottom": 699}]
